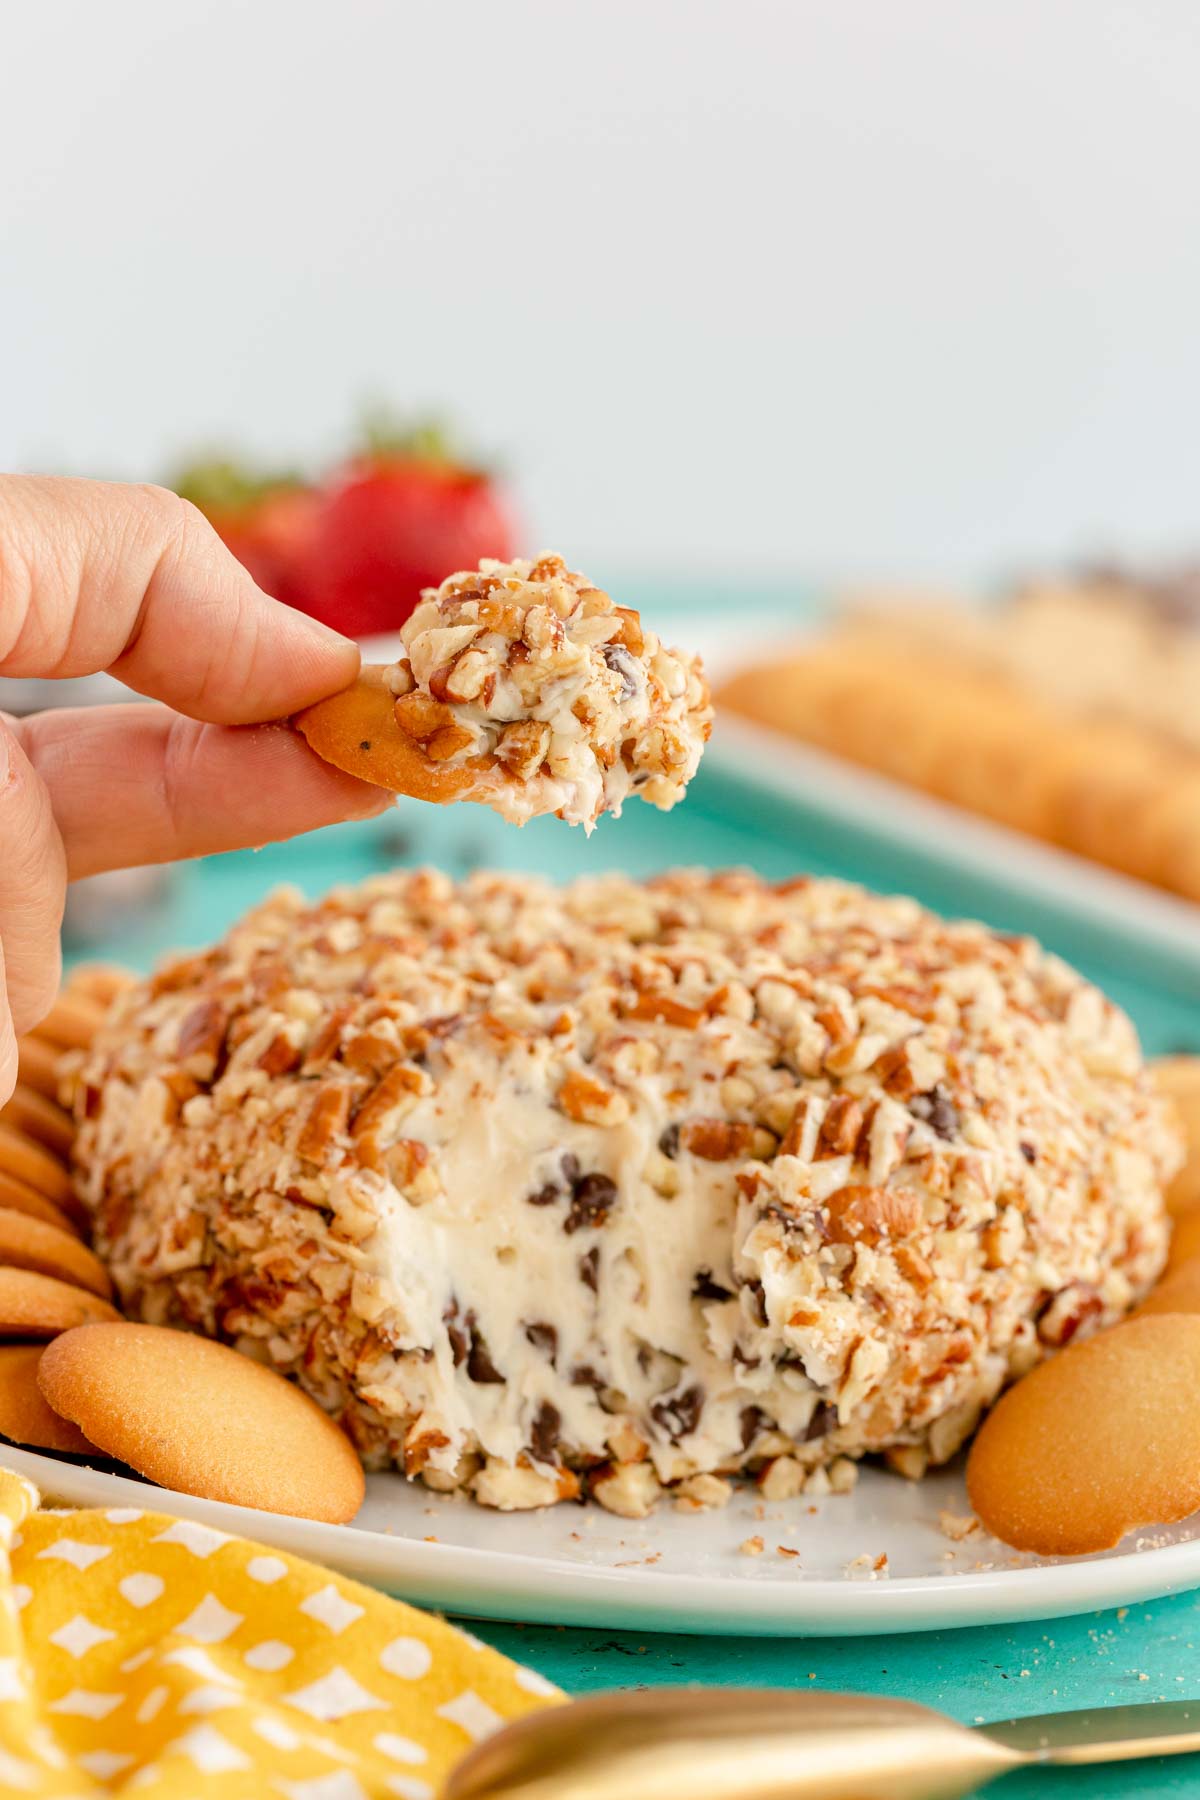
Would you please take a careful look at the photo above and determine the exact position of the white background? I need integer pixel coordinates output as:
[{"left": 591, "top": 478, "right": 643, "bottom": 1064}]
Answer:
[{"left": 3, "top": 1, "right": 1200, "bottom": 586}]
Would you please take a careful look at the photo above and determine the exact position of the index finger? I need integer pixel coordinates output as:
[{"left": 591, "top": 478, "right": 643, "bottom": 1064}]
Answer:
[{"left": 0, "top": 474, "right": 358, "bottom": 722}]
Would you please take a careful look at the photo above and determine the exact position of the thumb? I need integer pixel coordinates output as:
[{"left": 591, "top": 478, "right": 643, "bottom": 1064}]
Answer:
[{"left": 0, "top": 475, "right": 358, "bottom": 722}]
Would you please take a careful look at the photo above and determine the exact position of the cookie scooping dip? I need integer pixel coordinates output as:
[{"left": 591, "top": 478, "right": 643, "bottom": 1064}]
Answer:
[{"left": 295, "top": 553, "right": 713, "bottom": 828}]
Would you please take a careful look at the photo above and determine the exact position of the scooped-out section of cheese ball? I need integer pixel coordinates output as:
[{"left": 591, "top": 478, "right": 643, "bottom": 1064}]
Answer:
[{"left": 72, "top": 869, "right": 1180, "bottom": 1514}]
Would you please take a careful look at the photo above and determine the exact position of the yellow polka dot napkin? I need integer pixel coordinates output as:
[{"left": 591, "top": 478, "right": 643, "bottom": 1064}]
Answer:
[{"left": 0, "top": 1467, "right": 559, "bottom": 1796}]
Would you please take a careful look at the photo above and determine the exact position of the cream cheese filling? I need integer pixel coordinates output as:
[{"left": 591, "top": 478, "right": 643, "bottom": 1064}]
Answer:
[{"left": 357, "top": 1042, "right": 824, "bottom": 1480}]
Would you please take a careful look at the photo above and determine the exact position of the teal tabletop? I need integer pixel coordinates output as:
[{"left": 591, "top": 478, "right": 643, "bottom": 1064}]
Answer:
[{"left": 54, "top": 583, "right": 1200, "bottom": 1798}]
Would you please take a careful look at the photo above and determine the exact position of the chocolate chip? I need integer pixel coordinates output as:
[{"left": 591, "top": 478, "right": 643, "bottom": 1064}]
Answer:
[
  {"left": 1020, "top": 1140, "right": 1037, "bottom": 1164},
  {"left": 744, "top": 1279, "right": 768, "bottom": 1327},
  {"left": 466, "top": 1322, "right": 504, "bottom": 1384},
  {"left": 651, "top": 1383, "right": 704, "bottom": 1442},
  {"left": 525, "top": 1321, "right": 558, "bottom": 1360},
  {"left": 910, "top": 1084, "right": 960, "bottom": 1140},
  {"left": 527, "top": 1182, "right": 560, "bottom": 1207},
  {"left": 529, "top": 1401, "right": 561, "bottom": 1465},
  {"left": 579, "top": 1247, "right": 599, "bottom": 1293},
  {"left": 528, "top": 1151, "right": 583, "bottom": 1208},
  {"left": 443, "top": 1300, "right": 468, "bottom": 1368},
  {"left": 740, "top": 1404, "right": 768, "bottom": 1450},
  {"left": 658, "top": 1123, "right": 681, "bottom": 1159},
  {"left": 929, "top": 1090, "right": 960, "bottom": 1138},
  {"left": 565, "top": 1171, "right": 617, "bottom": 1235},
  {"left": 602, "top": 642, "right": 639, "bottom": 699},
  {"left": 692, "top": 1268, "right": 734, "bottom": 1302},
  {"left": 804, "top": 1400, "right": 835, "bottom": 1441}
]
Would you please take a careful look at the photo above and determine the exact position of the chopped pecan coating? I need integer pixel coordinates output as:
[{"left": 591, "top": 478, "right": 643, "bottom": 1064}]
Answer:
[
  {"left": 383, "top": 554, "right": 712, "bottom": 828},
  {"left": 73, "top": 867, "right": 1179, "bottom": 1514}
]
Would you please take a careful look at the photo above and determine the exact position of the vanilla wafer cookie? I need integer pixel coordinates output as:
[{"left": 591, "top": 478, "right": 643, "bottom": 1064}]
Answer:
[
  {"left": 1153, "top": 1058, "right": 1200, "bottom": 1215},
  {"left": 0, "top": 1086, "right": 74, "bottom": 1160},
  {"left": 967, "top": 1315, "right": 1200, "bottom": 1554},
  {"left": 0, "top": 1345, "right": 93, "bottom": 1454},
  {"left": 0, "top": 1209, "right": 112, "bottom": 1299},
  {"left": 0, "top": 1172, "right": 80, "bottom": 1238},
  {"left": 16, "top": 1036, "right": 61, "bottom": 1101},
  {"left": 1168, "top": 1210, "right": 1200, "bottom": 1272},
  {"left": 0, "top": 1268, "right": 119, "bottom": 1336},
  {"left": 0, "top": 1124, "right": 73, "bottom": 1208},
  {"left": 1135, "top": 1256, "right": 1200, "bottom": 1318},
  {"left": 0, "top": 1122, "right": 86, "bottom": 1233},
  {"left": 62, "top": 964, "right": 136, "bottom": 1007},
  {"left": 39, "top": 1323, "right": 365, "bottom": 1522},
  {"left": 32, "top": 992, "right": 107, "bottom": 1053}
]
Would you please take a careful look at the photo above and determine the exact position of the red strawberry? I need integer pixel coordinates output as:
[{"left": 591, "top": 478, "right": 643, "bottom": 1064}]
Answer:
[
  {"left": 172, "top": 460, "right": 318, "bottom": 606},
  {"left": 294, "top": 421, "right": 517, "bottom": 636}
]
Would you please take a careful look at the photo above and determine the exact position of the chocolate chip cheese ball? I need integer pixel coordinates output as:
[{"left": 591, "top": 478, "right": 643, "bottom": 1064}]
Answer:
[
  {"left": 383, "top": 554, "right": 712, "bottom": 827},
  {"left": 71, "top": 871, "right": 1180, "bottom": 1515}
]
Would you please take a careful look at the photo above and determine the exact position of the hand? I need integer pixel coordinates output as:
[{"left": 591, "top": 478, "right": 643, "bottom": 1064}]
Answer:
[{"left": 0, "top": 475, "right": 391, "bottom": 1095}]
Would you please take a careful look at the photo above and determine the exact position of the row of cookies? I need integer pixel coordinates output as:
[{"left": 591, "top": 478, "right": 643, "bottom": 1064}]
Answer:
[
  {"left": 969, "top": 1055, "right": 1200, "bottom": 1552},
  {"left": 717, "top": 610, "right": 1200, "bottom": 902},
  {"left": 0, "top": 976, "right": 125, "bottom": 1332},
  {"left": 0, "top": 976, "right": 365, "bottom": 1525}
]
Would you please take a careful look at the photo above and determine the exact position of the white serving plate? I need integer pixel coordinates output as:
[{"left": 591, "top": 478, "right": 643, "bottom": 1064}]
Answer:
[{"left": 6, "top": 1446, "right": 1200, "bottom": 1639}]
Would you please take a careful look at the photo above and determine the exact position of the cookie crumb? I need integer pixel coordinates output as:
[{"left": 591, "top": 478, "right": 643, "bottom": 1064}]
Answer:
[{"left": 740, "top": 1535, "right": 765, "bottom": 1557}]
